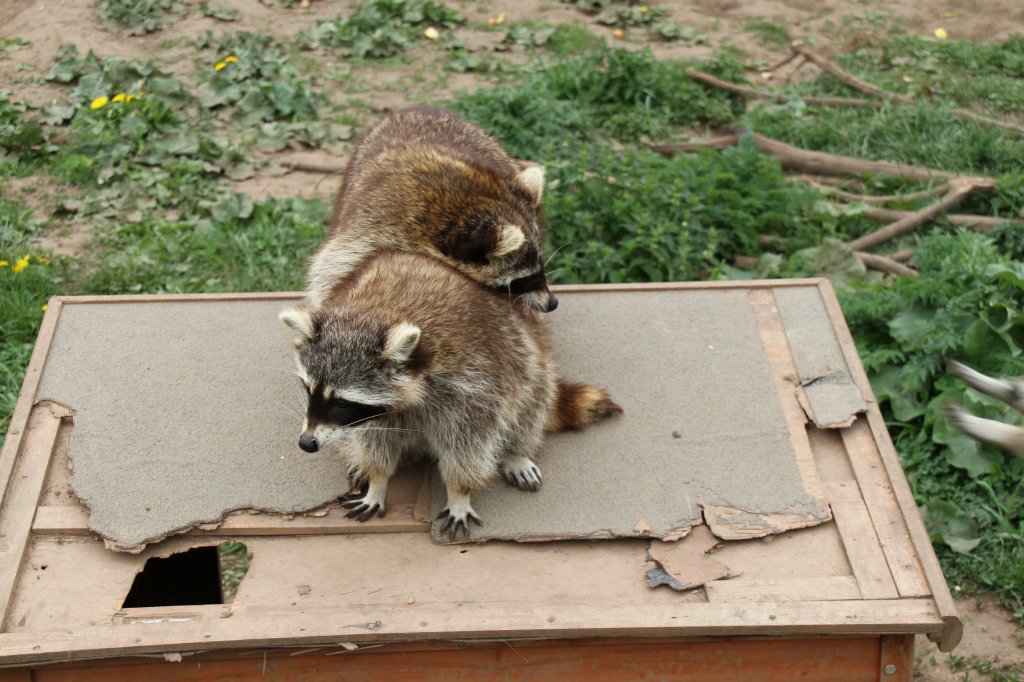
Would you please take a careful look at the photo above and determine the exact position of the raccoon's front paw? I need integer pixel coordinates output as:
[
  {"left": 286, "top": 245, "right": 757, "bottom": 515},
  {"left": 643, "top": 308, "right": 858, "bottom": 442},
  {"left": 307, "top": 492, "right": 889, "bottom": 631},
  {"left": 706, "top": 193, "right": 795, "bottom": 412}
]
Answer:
[
  {"left": 436, "top": 503, "right": 483, "bottom": 540},
  {"left": 502, "top": 456, "right": 542, "bottom": 492},
  {"left": 341, "top": 486, "right": 386, "bottom": 522}
]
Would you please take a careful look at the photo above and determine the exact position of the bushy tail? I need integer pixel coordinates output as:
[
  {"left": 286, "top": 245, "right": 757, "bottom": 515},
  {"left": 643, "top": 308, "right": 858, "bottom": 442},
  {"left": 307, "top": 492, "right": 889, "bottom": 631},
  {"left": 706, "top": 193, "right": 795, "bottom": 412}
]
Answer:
[{"left": 545, "top": 381, "right": 623, "bottom": 432}]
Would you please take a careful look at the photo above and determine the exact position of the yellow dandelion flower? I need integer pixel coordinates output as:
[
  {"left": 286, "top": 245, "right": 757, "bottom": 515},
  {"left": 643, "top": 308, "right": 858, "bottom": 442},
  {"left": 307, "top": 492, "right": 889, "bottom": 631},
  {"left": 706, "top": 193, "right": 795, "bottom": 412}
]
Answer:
[
  {"left": 215, "top": 61, "right": 227, "bottom": 71},
  {"left": 495, "top": 12, "right": 505, "bottom": 25},
  {"left": 112, "top": 93, "right": 126, "bottom": 103},
  {"left": 12, "top": 255, "right": 30, "bottom": 273},
  {"left": 125, "top": 94, "right": 135, "bottom": 102},
  {"left": 90, "top": 96, "right": 109, "bottom": 110},
  {"left": 225, "top": 55, "right": 238, "bottom": 63},
  {"left": 40, "top": 257, "right": 51, "bottom": 266},
  {"left": 638, "top": 5, "right": 649, "bottom": 12},
  {"left": 934, "top": 27, "right": 948, "bottom": 40},
  {"left": 41, "top": 304, "right": 48, "bottom": 312},
  {"left": 0, "top": 260, "right": 8, "bottom": 267}
]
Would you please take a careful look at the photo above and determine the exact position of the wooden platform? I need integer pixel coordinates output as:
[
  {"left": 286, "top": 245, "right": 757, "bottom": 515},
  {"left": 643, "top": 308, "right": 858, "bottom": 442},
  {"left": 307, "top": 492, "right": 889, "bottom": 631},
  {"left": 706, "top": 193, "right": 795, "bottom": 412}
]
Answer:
[{"left": 0, "top": 281, "right": 960, "bottom": 680}]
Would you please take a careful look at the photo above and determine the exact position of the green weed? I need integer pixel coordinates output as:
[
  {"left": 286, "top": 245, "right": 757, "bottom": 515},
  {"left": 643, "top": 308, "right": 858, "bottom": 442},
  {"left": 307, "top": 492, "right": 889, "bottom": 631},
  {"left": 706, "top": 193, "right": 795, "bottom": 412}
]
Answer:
[
  {"left": 745, "top": 20, "right": 791, "bottom": 48},
  {"left": 95, "top": 0, "right": 188, "bottom": 35},
  {"left": 303, "top": 0, "right": 465, "bottom": 59}
]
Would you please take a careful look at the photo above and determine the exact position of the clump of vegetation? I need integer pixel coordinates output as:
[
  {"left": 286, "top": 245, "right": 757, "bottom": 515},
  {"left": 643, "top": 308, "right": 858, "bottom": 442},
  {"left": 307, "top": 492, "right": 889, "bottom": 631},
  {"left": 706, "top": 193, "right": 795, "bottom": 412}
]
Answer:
[
  {"left": 303, "top": 0, "right": 465, "bottom": 58},
  {"left": 95, "top": 0, "right": 189, "bottom": 34},
  {"left": 745, "top": 20, "right": 791, "bottom": 48}
]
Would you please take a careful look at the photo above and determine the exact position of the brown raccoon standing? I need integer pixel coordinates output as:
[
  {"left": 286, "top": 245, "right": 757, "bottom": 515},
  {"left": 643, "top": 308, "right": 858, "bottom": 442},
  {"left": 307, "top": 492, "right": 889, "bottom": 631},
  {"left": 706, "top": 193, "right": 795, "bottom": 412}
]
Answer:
[
  {"left": 280, "top": 251, "right": 621, "bottom": 539},
  {"left": 307, "top": 106, "right": 558, "bottom": 314}
]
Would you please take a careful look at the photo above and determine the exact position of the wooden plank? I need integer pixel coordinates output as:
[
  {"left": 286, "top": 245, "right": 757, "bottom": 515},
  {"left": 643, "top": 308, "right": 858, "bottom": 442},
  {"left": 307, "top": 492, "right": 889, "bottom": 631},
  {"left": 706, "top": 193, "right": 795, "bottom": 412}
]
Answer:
[
  {"left": 32, "top": 505, "right": 428, "bottom": 537},
  {"left": 0, "top": 598, "right": 943, "bottom": 665},
  {"left": 0, "top": 404, "right": 66, "bottom": 630},
  {"left": 0, "top": 670, "right": 32, "bottom": 682},
  {"left": 879, "top": 634, "right": 914, "bottom": 682},
  {"left": 816, "top": 280, "right": 962, "bottom": 651},
  {"left": 28, "top": 636, "right": 883, "bottom": 682},
  {"left": 53, "top": 279, "right": 827, "bottom": 308},
  {"left": 825, "top": 481, "right": 899, "bottom": 600},
  {"left": 0, "top": 298, "right": 62, "bottom": 504},
  {"left": 842, "top": 421, "right": 930, "bottom": 598},
  {"left": 705, "top": 576, "right": 861, "bottom": 602}
]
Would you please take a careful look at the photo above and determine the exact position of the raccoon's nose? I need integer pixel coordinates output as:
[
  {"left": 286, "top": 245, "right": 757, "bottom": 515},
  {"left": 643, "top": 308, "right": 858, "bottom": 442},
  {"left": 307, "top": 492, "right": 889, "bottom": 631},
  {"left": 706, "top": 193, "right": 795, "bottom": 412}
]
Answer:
[
  {"left": 298, "top": 435, "right": 319, "bottom": 453},
  {"left": 546, "top": 295, "right": 558, "bottom": 312}
]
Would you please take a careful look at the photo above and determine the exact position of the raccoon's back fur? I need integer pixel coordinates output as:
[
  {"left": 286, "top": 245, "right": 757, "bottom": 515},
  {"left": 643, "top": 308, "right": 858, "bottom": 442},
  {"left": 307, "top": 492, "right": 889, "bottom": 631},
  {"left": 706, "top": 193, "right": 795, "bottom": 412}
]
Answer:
[
  {"left": 280, "top": 251, "right": 620, "bottom": 538},
  {"left": 308, "top": 106, "right": 557, "bottom": 313}
]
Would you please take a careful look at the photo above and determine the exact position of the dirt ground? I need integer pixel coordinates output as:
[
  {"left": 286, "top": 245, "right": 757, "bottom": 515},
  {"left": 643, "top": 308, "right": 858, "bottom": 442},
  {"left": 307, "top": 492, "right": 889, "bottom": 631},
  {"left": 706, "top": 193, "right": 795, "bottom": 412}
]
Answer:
[{"left": 2, "top": 0, "right": 1024, "bottom": 677}]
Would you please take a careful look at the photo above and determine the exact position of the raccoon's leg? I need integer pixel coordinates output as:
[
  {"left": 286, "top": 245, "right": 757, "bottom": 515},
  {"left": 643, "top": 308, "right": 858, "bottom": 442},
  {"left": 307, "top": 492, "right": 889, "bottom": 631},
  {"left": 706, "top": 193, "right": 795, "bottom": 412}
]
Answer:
[
  {"left": 431, "top": 432, "right": 499, "bottom": 540},
  {"left": 501, "top": 455, "right": 542, "bottom": 492},
  {"left": 499, "top": 384, "right": 549, "bottom": 492},
  {"left": 340, "top": 431, "right": 404, "bottom": 522}
]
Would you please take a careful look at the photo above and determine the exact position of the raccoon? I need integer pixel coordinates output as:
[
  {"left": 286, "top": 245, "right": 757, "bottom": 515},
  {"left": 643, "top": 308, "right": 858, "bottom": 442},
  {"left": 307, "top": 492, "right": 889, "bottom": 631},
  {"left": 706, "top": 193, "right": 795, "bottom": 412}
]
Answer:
[
  {"left": 307, "top": 106, "right": 557, "bottom": 314},
  {"left": 280, "top": 250, "right": 621, "bottom": 539}
]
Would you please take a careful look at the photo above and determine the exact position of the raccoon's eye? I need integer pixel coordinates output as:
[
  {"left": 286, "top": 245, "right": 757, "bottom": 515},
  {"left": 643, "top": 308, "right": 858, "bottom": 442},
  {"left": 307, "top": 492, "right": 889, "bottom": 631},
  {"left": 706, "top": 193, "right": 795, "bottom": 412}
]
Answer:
[{"left": 327, "top": 400, "right": 387, "bottom": 426}]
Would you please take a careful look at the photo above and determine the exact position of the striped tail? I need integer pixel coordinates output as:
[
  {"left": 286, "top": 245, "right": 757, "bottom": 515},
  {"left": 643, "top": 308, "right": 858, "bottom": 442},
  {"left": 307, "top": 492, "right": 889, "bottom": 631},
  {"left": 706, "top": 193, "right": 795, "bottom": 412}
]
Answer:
[{"left": 545, "top": 381, "right": 623, "bottom": 432}]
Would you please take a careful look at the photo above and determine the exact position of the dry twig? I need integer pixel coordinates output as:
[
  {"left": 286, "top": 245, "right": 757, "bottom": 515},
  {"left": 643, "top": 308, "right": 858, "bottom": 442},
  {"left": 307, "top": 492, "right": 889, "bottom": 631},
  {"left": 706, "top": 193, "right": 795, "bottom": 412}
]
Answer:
[
  {"left": 685, "top": 69, "right": 881, "bottom": 109},
  {"left": 854, "top": 251, "right": 918, "bottom": 277},
  {"left": 859, "top": 206, "right": 1023, "bottom": 230}
]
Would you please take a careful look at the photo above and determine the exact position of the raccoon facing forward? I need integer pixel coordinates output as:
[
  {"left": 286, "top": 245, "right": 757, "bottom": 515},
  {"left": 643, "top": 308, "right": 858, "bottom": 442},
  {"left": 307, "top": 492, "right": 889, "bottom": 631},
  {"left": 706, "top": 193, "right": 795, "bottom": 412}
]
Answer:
[
  {"left": 308, "top": 106, "right": 557, "bottom": 314},
  {"left": 280, "top": 251, "right": 621, "bottom": 539}
]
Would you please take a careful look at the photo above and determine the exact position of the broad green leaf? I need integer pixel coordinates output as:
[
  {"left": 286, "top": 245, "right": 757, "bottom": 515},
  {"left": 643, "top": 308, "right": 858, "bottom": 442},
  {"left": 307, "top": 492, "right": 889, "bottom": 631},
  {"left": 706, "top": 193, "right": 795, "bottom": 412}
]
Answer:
[{"left": 922, "top": 501, "right": 981, "bottom": 554}]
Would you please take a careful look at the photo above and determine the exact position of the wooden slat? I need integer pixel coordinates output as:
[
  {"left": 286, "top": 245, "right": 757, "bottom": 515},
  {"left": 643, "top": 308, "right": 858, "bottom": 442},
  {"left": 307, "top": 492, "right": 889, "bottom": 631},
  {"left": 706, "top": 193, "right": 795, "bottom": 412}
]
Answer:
[
  {"left": 28, "top": 636, "right": 883, "bottom": 682},
  {"left": 879, "top": 634, "right": 915, "bottom": 682},
  {"left": 815, "top": 280, "right": 962, "bottom": 651},
  {"left": 0, "top": 598, "right": 942, "bottom": 665},
  {"left": 0, "top": 405, "right": 66, "bottom": 629},
  {"left": 0, "top": 298, "right": 62, "bottom": 504},
  {"left": 842, "top": 421, "right": 930, "bottom": 598},
  {"left": 705, "top": 576, "right": 862, "bottom": 602},
  {"left": 826, "top": 481, "right": 899, "bottom": 600},
  {"left": 31, "top": 505, "right": 428, "bottom": 537}
]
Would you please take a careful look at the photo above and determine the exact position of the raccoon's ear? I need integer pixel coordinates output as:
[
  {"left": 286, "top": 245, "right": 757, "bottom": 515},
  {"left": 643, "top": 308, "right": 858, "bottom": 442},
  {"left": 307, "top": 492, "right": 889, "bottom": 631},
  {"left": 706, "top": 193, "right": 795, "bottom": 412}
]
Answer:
[
  {"left": 383, "top": 322, "right": 421, "bottom": 364},
  {"left": 492, "top": 224, "right": 525, "bottom": 259},
  {"left": 279, "top": 306, "right": 316, "bottom": 342},
  {"left": 516, "top": 165, "right": 544, "bottom": 206}
]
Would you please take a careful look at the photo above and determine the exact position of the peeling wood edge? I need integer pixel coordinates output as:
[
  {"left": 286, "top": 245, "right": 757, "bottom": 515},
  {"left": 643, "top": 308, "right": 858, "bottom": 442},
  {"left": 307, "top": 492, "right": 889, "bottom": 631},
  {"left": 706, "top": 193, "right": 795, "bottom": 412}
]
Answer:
[
  {"left": 814, "top": 280, "right": 962, "bottom": 651},
  {"left": 0, "top": 599, "right": 944, "bottom": 666},
  {"left": 0, "top": 297, "right": 63, "bottom": 502},
  {"left": 50, "top": 280, "right": 829, "bottom": 307}
]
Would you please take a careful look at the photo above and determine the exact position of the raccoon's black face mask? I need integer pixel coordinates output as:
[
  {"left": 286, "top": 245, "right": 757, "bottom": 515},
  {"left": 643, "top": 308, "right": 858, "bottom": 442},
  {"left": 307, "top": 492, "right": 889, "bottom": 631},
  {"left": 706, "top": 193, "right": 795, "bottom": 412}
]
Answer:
[{"left": 307, "top": 385, "right": 388, "bottom": 429}]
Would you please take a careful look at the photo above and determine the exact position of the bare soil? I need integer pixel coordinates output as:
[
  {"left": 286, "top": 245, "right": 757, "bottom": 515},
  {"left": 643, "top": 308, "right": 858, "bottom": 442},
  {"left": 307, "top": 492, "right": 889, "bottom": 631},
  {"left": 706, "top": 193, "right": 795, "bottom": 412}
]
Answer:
[{"left": 2, "top": 1, "right": 1023, "bottom": 677}]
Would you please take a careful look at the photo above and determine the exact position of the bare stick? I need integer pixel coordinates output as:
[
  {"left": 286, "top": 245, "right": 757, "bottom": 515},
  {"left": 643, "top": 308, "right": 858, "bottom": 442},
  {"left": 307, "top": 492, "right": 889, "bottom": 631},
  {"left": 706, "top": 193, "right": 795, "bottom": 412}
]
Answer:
[
  {"left": 860, "top": 206, "right": 1023, "bottom": 230},
  {"left": 763, "top": 51, "right": 800, "bottom": 74},
  {"left": 889, "top": 249, "right": 914, "bottom": 262},
  {"left": 847, "top": 180, "right": 994, "bottom": 251},
  {"left": 796, "top": 176, "right": 951, "bottom": 204},
  {"left": 791, "top": 42, "right": 1024, "bottom": 136},
  {"left": 854, "top": 251, "right": 918, "bottom": 277},
  {"left": 280, "top": 160, "right": 345, "bottom": 174},
  {"left": 686, "top": 69, "right": 881, "bottom": 108}
]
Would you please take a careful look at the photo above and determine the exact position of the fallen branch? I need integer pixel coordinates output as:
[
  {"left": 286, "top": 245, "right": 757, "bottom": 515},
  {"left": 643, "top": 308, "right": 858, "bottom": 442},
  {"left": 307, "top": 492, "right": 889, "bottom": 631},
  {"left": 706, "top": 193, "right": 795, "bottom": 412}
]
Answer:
[
  {"left": 790, "top": 42, "right": 1024, "bottom": 136},
  {"left": 889, "top": 249, "right": 914, "bottom": 262},
  {"left": 860, "top": 206, "right": 1023, "bottom": 230},
  {"left": 796, "top": 177, "right": 950, "bottom": 205},
  {"left": 652, "top": 132, "right": 963, "bottom": 184},
  {"left": 854, "top": 251, "right": 918, "bottom": 277},
  {"left": 685, "top": 69, "right": 881, "bottom": 109},
  {"left": 847, "top": 179, "right": 995, "bottom": 251},
  {"left": 280, "top": 160, "right": 345, "bottom": 174}
]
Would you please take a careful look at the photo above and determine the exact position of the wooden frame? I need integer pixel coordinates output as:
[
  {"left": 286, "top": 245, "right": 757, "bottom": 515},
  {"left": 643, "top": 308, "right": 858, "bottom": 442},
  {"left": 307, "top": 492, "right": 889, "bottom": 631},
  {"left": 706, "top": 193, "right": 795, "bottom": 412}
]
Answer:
[{"left": 0, "top": 281, "right": 960, "bottom": 679}]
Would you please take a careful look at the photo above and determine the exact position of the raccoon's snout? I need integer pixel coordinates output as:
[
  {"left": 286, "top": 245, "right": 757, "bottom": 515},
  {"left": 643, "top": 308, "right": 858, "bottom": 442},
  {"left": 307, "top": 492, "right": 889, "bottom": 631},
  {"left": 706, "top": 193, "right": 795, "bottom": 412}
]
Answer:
[
  {"left": 298, "top": 435, "right": 319, "bottom": 453},
  {"left": 507, "top": 272, "right": 557, "bottom": 313},
  {"left": 546, "top": 295, "right": 558, "bottom": 312}
]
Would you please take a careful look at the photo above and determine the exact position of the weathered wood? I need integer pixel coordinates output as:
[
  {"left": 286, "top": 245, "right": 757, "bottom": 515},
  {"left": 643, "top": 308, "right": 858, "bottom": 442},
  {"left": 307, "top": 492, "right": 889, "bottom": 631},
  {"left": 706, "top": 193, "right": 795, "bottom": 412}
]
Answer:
[
  {"left": 815, "top": 280, "right": 962, "bottom": 651},
  {"left": 0, "top": 405, "right": 66, "bottom": 630},
  {"left": 826, "top": 481, "right": 899, "bottom": 600},
  {"left": 705, "top": 576, "right": 861, "bottom": 602},
  {"left": 0, "top": 599, "right": 941, "bottom": 665},
  {"left": 879, "top": 634, "right": 915, "bottom": 682},
  {"left": 841, "top": 421, "right": 930, "bottom": 598},
  {"left": 25, "top": 636, "right": 885, "bottom": 682}
]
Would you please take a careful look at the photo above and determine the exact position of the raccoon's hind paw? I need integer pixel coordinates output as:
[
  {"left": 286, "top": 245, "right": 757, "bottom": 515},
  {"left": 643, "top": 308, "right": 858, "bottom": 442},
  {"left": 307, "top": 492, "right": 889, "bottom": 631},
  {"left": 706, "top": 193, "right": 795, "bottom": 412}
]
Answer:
[
  {"left": 436, "top": 505, "right": 482, "bottom": 540},
  {"left": 341, "top": 489, "right": 386, "bottom": 522},
  {"left": 501, "top": 456, "right": 542, "bottom": 492}
]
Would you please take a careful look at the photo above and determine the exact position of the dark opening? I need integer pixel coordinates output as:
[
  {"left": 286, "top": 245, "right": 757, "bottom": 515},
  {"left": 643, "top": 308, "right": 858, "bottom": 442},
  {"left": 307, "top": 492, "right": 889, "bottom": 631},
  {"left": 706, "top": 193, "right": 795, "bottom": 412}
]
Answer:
[{"left": 122, "top": 542, "right": 250, "bottom": 608}]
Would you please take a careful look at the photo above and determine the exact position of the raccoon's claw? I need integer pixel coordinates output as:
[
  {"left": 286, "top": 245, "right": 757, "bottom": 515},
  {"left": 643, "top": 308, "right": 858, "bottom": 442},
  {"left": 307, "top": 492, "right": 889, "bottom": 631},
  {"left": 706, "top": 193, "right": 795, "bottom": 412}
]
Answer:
[
  {"left": 501, "top": 456, "right": 542, "bottom": 492},
  {"left": 341, "top": 496, "right": 385, "bottom": 522},
  {"left": 436, "top": 506, "right": 483, "bottom": 540}
]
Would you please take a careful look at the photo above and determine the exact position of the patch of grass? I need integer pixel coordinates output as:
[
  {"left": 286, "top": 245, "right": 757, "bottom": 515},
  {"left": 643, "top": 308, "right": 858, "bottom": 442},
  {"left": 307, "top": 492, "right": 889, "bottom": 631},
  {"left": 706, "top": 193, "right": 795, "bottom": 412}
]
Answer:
[
  {"left": 302, "top": 0, "right": 465, "bottom": 59},
  {"left": 745, "top": 20, "right": 791, "bottom": 48},
  {"left": 545, "top": 23, "right": 605, "bottom": 57},
  {"left": 95, "top": 0, "right": 188, "bottom": 35}
]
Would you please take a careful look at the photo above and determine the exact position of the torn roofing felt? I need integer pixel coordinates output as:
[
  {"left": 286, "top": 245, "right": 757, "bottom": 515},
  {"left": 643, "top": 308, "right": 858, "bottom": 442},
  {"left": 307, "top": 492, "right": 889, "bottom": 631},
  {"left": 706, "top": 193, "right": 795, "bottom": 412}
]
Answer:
[
  {"left": 431, "top": 287, "right": 833, "bottom": 544},
  {"left": 36, "top": 299, "right": 352, "bottom": 551},
  {"left": 773, "top": 287, "right": 867, "bottom": 428}
]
